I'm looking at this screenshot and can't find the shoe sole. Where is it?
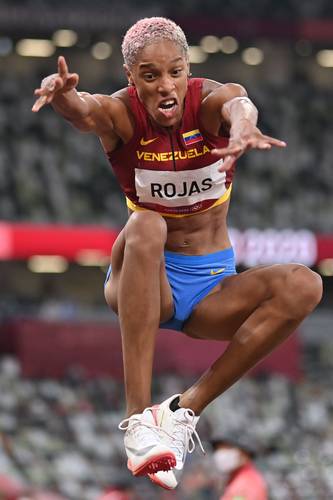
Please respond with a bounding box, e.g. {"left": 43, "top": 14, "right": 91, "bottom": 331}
{"left": 128, "top": 453, "right": 176, "bottom": 476}
{"left": 148, "top": 473, "right": 176, "bottom": 490}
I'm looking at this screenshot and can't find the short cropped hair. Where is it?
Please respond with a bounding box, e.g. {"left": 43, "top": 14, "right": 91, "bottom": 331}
{"left": 122, "top": 17, "right": 189, "bottom": 68}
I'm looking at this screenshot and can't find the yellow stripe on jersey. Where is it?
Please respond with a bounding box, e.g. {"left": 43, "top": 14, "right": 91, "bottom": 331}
{"left": 126, "top": 184, "right": 232, "bottom": 218}
{"left": 182, "top": 129, "right": 201, "bottom": 139}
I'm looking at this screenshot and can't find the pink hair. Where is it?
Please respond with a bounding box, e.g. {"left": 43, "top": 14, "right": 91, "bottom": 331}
{"left": 122, "top": 17, "right": 189, "bottom": 67}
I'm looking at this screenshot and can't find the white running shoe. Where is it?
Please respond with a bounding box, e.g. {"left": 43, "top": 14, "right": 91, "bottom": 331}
{"left": 148, "top": 394, "right": 204, "bottom": 490}
{"left": 119, "top": 408, "right": 176, "bottom": 476}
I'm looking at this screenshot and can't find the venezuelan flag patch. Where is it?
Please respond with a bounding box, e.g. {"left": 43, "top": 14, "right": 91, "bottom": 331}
{"left": 182, "top": 129, "right": 203, "bottom": 146}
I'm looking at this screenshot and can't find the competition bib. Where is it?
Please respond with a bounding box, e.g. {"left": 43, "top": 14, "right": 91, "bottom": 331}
{"left": 134, "top": 159, "right": 226, "bottom": 207}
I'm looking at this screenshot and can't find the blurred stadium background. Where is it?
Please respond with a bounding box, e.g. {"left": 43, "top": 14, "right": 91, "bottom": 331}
{"left": 1, "top": 0, "right": 333, "bottom": 498}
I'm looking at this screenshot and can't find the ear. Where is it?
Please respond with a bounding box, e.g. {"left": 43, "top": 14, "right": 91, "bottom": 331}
{"left": 123, "top": 64, "right": 134, "bottom": 86}
{"left": 187, "top": 61, "right": 192, "bottom": 77}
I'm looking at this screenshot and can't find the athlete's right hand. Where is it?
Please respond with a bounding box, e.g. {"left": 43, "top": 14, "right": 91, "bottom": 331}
{"left": 32, "top": 56, "right": 79, "bottom": 112}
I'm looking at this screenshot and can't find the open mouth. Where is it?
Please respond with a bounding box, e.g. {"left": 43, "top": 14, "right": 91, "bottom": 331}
{"left": 158, "top": 98, "right": 178, "bottom": 118}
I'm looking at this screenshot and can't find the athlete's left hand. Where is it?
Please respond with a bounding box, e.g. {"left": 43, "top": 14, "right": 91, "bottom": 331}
{"left": 211, "top": 127, "right": 286, "bottom": 172}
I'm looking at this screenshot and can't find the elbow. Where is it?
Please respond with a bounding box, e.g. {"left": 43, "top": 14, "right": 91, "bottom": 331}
{"left": 222, "top": 96, "right": 258, "bottom": 120}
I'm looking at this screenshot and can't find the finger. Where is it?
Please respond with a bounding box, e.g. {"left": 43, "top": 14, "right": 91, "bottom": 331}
{"left": 66, "top": 73, "right": 79, "bottom": 87}
{"left": 34, "top": 84, "right": 53, "bottom": 99}
{"left": 58, "top": 55, "right": 68, "bottom": 78}
{"left": 246, "top": 136, "right": 286, "bottom": 150}
{"left": 52, "top": 76, "right": 64, "bottom": 92}
{"left": 34, "top": 84, "right": 54, "bottom": 97}
{"left": 32, "top": 95, "right": 48, "bottom": 112}
{"left": 247, "top": 140, "right": 272, "bottom": 150}
{"left": 42, "top": 77, "right": 63, "bottom": 95}
{"left": 45, "top": 93, "right": 55, "bottom": 104}
{"left": 211, "top": 145, "right": 242, "bottom": 157}
{"left": 218, "top": 155, "right": 236, "bottom": 172}
{"left": 263, "top": 136, "right": 287, "bottom": 147}
{"left": 37, "top": 75, "right": 58, "bottom": 94}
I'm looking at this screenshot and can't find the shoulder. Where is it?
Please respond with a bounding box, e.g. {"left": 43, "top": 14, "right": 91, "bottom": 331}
{"left": 231, "top": 465, "right": 267, "bottom": 492}
{"left": 88, "top": 88, "right": 129, "bottom": 117}
{"left": 199, "top": 80, "right": 248, "bottom": 135}
{"left": 84, "top": 88, "right": 134, "bottom": 139}
{"left": 202, "top": 80, "right": 248, "bottom": 106}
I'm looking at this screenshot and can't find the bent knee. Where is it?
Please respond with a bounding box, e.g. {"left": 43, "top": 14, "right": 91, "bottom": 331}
{"left": 124, "top": 211, "right": 167, "bottom": 253}
{"left": 277, "top": 264, "right": 323, "bottom": 317}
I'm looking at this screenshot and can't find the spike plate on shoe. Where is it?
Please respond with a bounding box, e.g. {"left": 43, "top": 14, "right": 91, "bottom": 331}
{"left": 128, "top": 453, "right": 176, "bottom": 476}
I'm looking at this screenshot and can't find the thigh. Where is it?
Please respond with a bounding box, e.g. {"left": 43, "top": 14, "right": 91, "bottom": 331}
{"left": 183, "top": 264, "right": 286, "bottom": 340}
{"left": 104, "top": 226, "right": 174, "bottom": 323}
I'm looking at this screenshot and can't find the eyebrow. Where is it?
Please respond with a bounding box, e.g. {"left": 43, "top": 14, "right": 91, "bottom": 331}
{"left": 138, "top": 57, "right": 184, "bottom": 69}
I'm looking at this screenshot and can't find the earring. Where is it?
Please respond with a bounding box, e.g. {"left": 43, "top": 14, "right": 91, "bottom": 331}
{"left": 188, "top": 73, "right": 192, "bottom": 77}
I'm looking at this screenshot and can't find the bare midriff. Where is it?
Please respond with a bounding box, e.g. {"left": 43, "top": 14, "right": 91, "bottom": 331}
{"left": 130, "top": 201, "right": 231, "bottom": 255}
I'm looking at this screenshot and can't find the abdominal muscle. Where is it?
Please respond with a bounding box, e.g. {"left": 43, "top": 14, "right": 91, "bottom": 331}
{"left": 163, "top": 200, "right": 231, "bottom": 254}
{"left": 128, "top": 200, "right": 231, "bottom": 255}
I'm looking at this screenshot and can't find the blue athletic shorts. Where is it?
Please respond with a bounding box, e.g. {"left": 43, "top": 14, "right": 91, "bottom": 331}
{"left": 104, "top": 247, "right": 236, "bottom": 332}
{"left": 161, "top": 247, "right": 236, "bottom": 331}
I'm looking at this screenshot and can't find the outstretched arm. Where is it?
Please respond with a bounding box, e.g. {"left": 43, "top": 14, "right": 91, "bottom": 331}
{"left": 32, "top": 55, "right": 113, "bottom": 134}
{"left": 204, "top": 83, "right": 286, "bottom": 171}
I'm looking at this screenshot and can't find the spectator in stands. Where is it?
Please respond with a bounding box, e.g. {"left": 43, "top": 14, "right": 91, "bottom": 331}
{"left": 97, "top": 488, "right": 133, "bottom": 500}
{"left": 96, "top": 473, "right": 135, "bottom": 500}
{"left": 0, "top": 473, "right": 24, "bottom": 500}
{"left": 211, "top": 433, "right": 268, "bottom": 500}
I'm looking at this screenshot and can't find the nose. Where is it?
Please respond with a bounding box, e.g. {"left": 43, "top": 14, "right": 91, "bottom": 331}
{"left": 157, "top": 75, "right": 175, "bottom": 94}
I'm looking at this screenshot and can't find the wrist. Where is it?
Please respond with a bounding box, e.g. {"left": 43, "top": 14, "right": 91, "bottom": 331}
{"left": 230, "top": 120, "right": 257, "bottom": 140}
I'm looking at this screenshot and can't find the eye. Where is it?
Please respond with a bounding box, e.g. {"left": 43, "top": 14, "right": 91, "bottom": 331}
{"left": 143, "top": 72, "right": 156, "bottom": 81}
{"left": 172, "top": 68, "right": 183, "bottom": 77}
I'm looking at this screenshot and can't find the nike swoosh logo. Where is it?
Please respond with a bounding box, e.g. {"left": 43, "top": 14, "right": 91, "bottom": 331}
{"left": 140, "top": 137, "right": 158, "bottom": 146}
{"left": 126, "top": 444, "right": 157, "bottom": 456}
{"left": 210, "top": 267, "right": 226, "bottom": 275}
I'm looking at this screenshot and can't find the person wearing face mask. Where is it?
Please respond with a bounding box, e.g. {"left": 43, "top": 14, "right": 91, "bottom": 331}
{"left": 211, "top": 434, "right": 268, "bottom": 500}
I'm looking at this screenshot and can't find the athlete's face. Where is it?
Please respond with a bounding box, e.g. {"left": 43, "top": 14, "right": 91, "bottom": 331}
{"left": 126, "top": 40, "right": 190, "bottom": 128}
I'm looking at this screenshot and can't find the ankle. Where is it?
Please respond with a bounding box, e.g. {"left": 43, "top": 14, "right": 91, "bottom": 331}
{"left": 126, "top": 405, "right": 150, "bottom": 418}
{"left": 179, "top": 393, "right": 202, "bottom": 416}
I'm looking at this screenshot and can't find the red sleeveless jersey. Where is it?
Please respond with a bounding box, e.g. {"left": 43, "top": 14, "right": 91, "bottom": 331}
{"left": 107, "top": 78, "right": 236, "bottom": 217}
